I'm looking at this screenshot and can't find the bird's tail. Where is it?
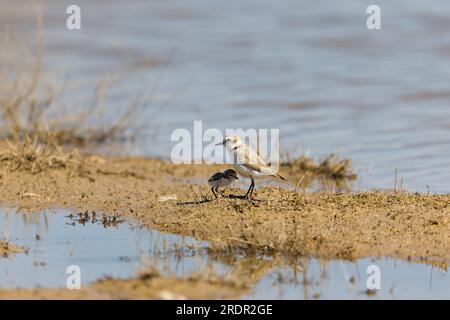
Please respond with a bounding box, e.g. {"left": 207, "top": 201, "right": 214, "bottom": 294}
{"left": 272, "top": 173, "right": 286, "bottom": 181}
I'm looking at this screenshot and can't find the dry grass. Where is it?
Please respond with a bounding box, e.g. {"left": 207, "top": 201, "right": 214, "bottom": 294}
{"left": 0, "top": 135, "right": 85, "bottom": 174}
{"left": 0, "top": 19, "right": 154, "bottom": 150}
{"left": 0, "top": 17, "right": 165, "bottom": 178}
{"left": 281, "top": 153, "right": 357, "bottom": 181}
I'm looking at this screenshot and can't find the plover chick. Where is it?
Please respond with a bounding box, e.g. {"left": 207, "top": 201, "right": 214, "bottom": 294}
{"left": 208, "top": 169, "right": 239, "bottom": 198}
{"left": 216, "top": 135, "right": 285, "bottom": 199}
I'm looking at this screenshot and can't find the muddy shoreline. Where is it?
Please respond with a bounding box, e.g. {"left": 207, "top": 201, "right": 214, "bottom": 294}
{"left": 0, "top": 270, "right": 246, "bottom": 300}
{"left": 0, "top": 156, "right": 449, "bottom": 299}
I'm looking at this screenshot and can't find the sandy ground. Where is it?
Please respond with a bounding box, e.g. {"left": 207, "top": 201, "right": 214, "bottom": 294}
{"left": 0, "top": 156, "right": 449, "bottom": 298}
{"left": 0, "top": 269, "right": 246, "bottom": 300}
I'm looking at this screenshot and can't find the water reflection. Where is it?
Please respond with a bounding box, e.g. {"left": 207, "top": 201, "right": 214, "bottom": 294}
{"left": 1, "top": 208, "right": 448, "bottom": 299}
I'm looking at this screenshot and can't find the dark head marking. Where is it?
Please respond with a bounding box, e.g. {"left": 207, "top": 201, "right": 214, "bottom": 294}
{"left": 224, "top": 169, "right": 239, "bottom": 180}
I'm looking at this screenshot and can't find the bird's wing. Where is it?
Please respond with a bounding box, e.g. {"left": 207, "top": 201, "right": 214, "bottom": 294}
{"left": 208, "top": 172, "right": 223, "bottom": 182}
{"left": 240, "top": 144, "right": 285, "bottom": 178}
{"left": 241, "top": 145, "right": 272, "bottom": 173}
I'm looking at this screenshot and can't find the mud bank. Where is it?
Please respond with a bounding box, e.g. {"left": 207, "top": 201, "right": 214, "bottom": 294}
{"left": 0, "top": 269, "right": 245, "bottom": 299}
{"left": 0, "top": 156, "right": 448, "bottom": 267}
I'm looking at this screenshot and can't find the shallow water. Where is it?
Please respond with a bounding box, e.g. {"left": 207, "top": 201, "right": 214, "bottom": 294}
{"left": 1, "top": 209, "right": 448, "bottom": 299}
{"left": 1, "top": 0, "right": 450, "bottom": 193}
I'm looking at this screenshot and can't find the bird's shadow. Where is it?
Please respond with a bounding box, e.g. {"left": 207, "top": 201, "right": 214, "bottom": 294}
{"left": 176, "top": 198, "right": 212, "bottom": 206}
{"left": 176, "top": 193, "right": 260, "bottom": 206}
{"left": 225, "top": 194, "right": 247, "bottom": 200}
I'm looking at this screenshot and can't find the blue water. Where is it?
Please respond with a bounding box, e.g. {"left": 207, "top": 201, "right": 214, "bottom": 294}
{"left": 1, "top": 0, "right": 450, "bottom": 191}
{"left": 1, "top": 209, "right": 448, "bottom": 299}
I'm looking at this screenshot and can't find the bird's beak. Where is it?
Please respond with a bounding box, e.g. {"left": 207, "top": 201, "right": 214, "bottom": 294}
{"left": 215, "top": 140, "right": 224, "bottom": 146}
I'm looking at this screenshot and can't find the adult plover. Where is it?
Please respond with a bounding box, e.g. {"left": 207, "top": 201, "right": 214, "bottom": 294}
{"left": 208, "top": 169, "right": 239, "bottom": 198}
{"left": 216, "top": 135, "right": 285, "bottom": 199}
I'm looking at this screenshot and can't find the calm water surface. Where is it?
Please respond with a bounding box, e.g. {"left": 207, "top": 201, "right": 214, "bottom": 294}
{"left": 1, "top": 0, "right": 449, "bottom": 192}
{"left": 1, "top": 209, "right": 448, "bottom": 299}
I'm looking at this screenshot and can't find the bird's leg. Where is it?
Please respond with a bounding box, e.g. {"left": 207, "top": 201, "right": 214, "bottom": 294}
{"left": 249, "top": 179, "right": 255, "bottom": 199}
{"left": 250, "top": 179, "right": 255, "bottom": 198}
{"left": 245, "top": 178, "right": 255, "bottom": 200}
{"left": 244, "top": 183, "right": 251, "bottom": 199}
{"left": 211, "top": 187, "right": 218, "bottom": 198}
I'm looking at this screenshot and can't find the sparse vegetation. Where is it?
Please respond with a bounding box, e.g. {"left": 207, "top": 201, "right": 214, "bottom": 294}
{"left": 0, "top": 157, "right": 448, "bottom": 268}
{"left": 0, "top": 25, "right": 152, "bottom": 151}
{"left": 281, "top": 154, "right": 357, "bottom": 181}
{"left": 0, "top": 19, "right": 162, "bottom": 178}
{"left": 0, "top": 135, "right": 85, "bottom": 174}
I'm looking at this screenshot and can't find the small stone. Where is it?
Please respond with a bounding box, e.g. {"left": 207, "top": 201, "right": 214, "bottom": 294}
{"left": 158, "top": 194, "right": 177, "bottom": 202}
{"left": 157, "top": 290, "right": 186, "bottom": 300}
